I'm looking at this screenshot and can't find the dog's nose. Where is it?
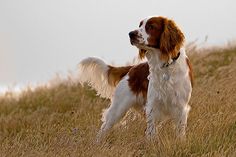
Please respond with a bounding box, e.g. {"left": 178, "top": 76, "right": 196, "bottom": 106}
{"left": 129, "top": 31, "right": 138, "bottom": 39}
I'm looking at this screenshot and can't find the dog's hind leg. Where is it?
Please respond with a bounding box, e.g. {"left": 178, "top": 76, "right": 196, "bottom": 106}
{"left": 96, "top": 78, "right": 136, "bottom": 142}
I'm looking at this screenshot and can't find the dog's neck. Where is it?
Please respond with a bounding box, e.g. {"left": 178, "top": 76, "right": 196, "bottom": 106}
{"left": 145, "top": 49, "right": 172, "bottom": 70}
{"left": 145, "top": 48, "right": 183, "bottom": 81}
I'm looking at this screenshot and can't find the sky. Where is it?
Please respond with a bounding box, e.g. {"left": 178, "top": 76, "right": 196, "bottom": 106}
{"left": 0, "top": 0, "right": 236, "bottom": 91}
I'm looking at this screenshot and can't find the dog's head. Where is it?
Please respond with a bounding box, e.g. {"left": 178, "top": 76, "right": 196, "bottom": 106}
{"left": 129, "top": 16, "right": 185, "bottom": 61}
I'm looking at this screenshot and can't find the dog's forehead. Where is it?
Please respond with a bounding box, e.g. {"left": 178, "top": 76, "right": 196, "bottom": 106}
{"left": 139, "top": 16, "right": 161, "bottom": 27}
{"left": 139, "top": 18, "right": 149, "bottom": 27}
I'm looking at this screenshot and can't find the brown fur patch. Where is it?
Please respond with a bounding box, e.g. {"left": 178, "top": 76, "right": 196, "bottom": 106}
{"left": 145, "top": 17, "right": 185, "bottom": 62}
{"left": 128, "top": 63, "right": 149, "bottom": 98}
{"left": 145, "top": 17, "right": 164, "bottom": 49}
{"left": 186, "top": 58, "right": 194, "bottom": 86}
{"left": 139, "top": 49, "right": 147, "bottom": 59}
{"left": 107, "top": 65, "right": 133, "bottom": 86}
{"left": 159, "top": 18, "right": 185, "bottom": 61}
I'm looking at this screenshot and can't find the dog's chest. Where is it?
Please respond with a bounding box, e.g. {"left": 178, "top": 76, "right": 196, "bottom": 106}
{"left": 150, "top": 71, "right": 176, "bottom": 98}
{"left": 148, "top": 69, "right": 191, "bottom": 113}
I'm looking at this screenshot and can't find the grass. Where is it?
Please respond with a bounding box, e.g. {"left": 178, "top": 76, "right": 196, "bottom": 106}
{"left": 0, "top": 46, "right": 236, "bottom": 156}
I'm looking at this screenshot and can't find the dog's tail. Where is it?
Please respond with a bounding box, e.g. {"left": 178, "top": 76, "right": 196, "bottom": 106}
{"left": 78, "top": 57, "right": 132, "bottom": 99}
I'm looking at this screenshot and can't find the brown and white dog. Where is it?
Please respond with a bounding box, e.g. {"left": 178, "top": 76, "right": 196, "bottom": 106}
{"left": 78, "top": 16, "right": 193, "bottom": 140}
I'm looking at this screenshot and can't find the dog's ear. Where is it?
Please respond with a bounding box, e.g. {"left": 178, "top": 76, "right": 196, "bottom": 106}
{"left": 160, "top": 19, "right": 185, "bottom": 61}
{"left": 139, "top": 49, "right": 146, "bottom": 60}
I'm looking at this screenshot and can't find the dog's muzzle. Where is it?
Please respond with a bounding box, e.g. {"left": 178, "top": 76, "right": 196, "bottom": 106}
{"left": 129, "top": 30, "right": 139, "bottom": 45}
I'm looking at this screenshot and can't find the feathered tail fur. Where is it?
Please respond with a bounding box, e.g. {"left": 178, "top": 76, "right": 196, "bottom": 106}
{"left": 78, "top": 57, "right": 132, "bottom": 99}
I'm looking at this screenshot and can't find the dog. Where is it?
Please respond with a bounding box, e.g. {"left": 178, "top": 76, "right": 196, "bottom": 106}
{"left": 78, "top": 16, "right": 193, "bottom": 141}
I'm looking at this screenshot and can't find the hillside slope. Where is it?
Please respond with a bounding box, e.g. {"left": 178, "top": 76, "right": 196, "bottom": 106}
{"left": 0, "top": 48, "right": 236, "bottom": 157}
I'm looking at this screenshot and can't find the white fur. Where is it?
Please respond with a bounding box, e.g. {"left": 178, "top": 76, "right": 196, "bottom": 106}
{"left": 97, "top": 76, "right": 139, "bottom": 141}
{"left": 78, "top": 57, "right": 115, "bottom": 99}
{"left": 137, "top": 18, "right": 149, "bottom": 45}
{"left": 145, "top": 48, "right": 192, "bottom": 138}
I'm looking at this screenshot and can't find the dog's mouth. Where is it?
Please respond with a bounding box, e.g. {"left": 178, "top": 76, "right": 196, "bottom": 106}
{"left": 130, "top": 38, "right": 139, "bottom": 45}
{"left": 129, "top": 34, "right": 156, "bottom": 52}
{"left": 129, "top": 37, "right": 145, "bottom": 47}
{"left": 129, "top": 37, "right": 153, "bottom": 50}
{"left": 129, "top": 30, "right": 144, "bottom": 46}
{"left": 131, "top": 41, "right": 149, "bottom": 50}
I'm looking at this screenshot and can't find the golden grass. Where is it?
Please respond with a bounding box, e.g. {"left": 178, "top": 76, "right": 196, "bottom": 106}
{"left": 0, "top": 47, "right": 236, "bottom": 156}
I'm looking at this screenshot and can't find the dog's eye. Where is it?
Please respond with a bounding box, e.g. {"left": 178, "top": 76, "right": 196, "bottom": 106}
{"left": 149, "top": 25, "right": 155, "bottom": 30}
{"left": 139, "top": 21, "right": 143, "bottom": 27}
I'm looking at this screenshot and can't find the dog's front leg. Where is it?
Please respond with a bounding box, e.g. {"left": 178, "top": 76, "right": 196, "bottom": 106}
{"left": 145, "top": 99, "right": 156, "bottom": 139}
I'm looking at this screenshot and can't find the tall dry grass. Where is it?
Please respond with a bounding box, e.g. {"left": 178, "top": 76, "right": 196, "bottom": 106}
{"left": 0, "top": 46, "right": 236, "bottom": 157}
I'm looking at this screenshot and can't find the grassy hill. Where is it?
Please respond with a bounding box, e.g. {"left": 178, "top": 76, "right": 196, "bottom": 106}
{"left": 0, "top": 47, "right": 236, "bottom": 156}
